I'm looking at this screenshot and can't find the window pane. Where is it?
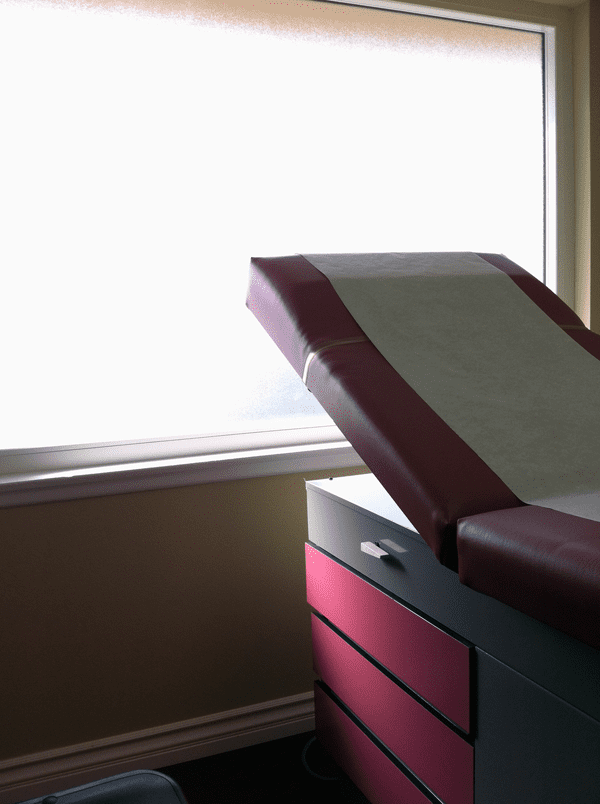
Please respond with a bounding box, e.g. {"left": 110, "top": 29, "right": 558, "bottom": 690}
{"left": 0, "top": 0, "right": 544, "bottom": 449}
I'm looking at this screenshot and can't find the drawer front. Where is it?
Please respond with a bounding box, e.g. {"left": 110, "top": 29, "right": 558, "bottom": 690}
{"left": 306, "top": 543, "right": 471, "bottom": 732}
{"left": 312, "top": 613, "right": 473, "bottom": 804}
{"left": 314, "top": 682, "right": 432, "bottom": 804}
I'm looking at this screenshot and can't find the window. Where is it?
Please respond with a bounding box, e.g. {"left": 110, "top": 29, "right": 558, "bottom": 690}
{"left": 0, "top": 0, "right": 557, "bottom": 498}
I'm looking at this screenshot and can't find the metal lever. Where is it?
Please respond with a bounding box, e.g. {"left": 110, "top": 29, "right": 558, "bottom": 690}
{"left": 360, "top": 541, "right": 389, "bottom": 559}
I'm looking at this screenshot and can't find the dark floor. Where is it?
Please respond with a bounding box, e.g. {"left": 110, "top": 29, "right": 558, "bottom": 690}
{"left": 159, "top": 731, "right": 369, "bottom": 804}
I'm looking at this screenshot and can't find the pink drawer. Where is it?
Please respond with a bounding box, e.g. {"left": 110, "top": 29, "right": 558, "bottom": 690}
{"left": 306, "top": 543, "right": 471, "bottom": 731}
{"left": 312, "top": 613, "right": 473, "bottom": 804}
{"left": 314, "top": 682, "right": 432, "bottom": 804}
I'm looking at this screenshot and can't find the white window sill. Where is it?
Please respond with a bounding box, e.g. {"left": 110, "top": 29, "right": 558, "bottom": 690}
{"left": 0, "top": 439, "right": 364, "bottom": 508}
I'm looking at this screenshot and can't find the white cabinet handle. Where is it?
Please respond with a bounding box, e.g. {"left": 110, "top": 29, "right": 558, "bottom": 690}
{"left": 360, "top": 541, "right": 389, "bottom": 558}
{"left": 380, "top": 538, "right": 409, "bottom": 556}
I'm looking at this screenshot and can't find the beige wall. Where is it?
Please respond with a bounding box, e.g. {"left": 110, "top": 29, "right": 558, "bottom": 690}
{"left": 574, "top": 1, "right": 591, "bottom": 324}
{"left": 0, "top": 465, "right": 368, "bottom": 762}
{"left": 589, "top": 0, "right": 600, "bottom": 330}
{"left": 1, "top": 0, "right": 597, "bottom": 775}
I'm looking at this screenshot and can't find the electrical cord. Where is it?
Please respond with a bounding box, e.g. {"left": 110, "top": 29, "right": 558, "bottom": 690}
{"left": 301, "top": 736, "right": 340, "bottom": 781}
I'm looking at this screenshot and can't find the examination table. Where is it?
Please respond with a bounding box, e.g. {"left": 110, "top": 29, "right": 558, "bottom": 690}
{"left": 247, "top": 252, "right": 600, "bottom": 804}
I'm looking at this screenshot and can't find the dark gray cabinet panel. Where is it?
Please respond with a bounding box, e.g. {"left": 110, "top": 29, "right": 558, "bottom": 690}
{"left": 475, "top": 650, "right": 600, "bottom": 803}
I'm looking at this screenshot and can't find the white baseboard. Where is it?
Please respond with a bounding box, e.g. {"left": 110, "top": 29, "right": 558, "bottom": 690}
{"left": 0, "top": 691, "right": 315, "bottom": 804}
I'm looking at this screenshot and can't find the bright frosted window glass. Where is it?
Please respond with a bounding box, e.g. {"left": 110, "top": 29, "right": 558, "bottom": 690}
{"left": 0, "top": 0, "right": 544, "bottom": 450}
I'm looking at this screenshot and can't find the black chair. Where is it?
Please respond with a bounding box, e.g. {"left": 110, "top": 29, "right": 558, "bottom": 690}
{"left": 19, "top": 771, "right": 187, "bottom": 804}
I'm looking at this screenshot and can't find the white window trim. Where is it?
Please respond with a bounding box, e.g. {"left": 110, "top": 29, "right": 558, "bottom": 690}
{"left": 0, "top": 0, "right": 560, "bottom": 506}
{"left": 0, "top": 429, "right": 363, "bottom": 508}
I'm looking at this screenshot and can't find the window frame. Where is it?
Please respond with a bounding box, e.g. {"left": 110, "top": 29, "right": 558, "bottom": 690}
{"left": 0, "top": 0, "right": 563, "bottom": 507}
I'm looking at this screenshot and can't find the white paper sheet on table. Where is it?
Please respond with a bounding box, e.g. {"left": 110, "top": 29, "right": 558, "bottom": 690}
{"left": 302, "top": 252, "right": 600, "bottom": 522}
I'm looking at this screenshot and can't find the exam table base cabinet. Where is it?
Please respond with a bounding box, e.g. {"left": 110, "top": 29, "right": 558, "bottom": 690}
{"left": 305, "top": 476, "right": 600, "bottom": 804}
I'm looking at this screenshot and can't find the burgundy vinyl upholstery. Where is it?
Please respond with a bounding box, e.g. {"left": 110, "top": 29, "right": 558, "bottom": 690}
{"left": 477, "top": 253, "right": 600, "bottom": 356}
{"left": 457, "top": 506, "right": 600, "bottom": 650}
{"left": 476, "top": 253, "right": 585, "bottom": 327}
{"left": 247, "top": 253, "right": 522, "bottom": 566}
{"left": 247, "top": 252, "right": 600, "bottom": 645}
{"left": 247, "top": 254, "right": 365, "bottom": 377}
{"left": 307, "top": 342, "right": 520, "bottom": 568}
